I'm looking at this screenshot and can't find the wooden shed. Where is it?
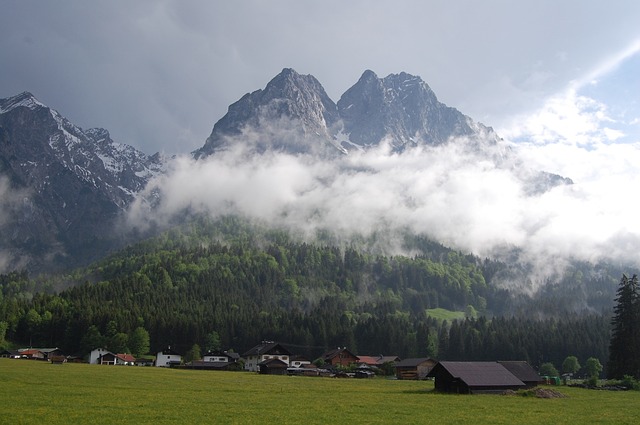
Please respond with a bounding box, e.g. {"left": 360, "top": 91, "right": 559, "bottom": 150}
{"left": 427, "top": 361, "right": 526, "bottom": 394}
{"left": 497, "top": 361, "right": 542, "bottom": 388}
{"left": 259, "top": 358, "right": 289, "bottom": 375}
{"left": 394, "top": 358, "right": 437, "bottom": 380}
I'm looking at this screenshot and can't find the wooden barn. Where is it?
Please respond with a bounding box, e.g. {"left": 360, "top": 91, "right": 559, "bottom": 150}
{"left": 427, "top": 361, "right": 526, "bottom": 394}
{"left": 497, "top": 361, "right": 543, "bottom": 388}
{"left": 259, "top": 358, "right": 289, "bottom": 375}
{"left": 394, "top": 358, "right": 437, "bottom": 380}
{"left": 321, "top": 347, "right": 359, "bottom": 367}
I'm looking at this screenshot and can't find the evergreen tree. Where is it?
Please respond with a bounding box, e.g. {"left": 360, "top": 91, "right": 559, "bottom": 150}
{"left": 608, "top": 274, "right": 640, "bottom": 379}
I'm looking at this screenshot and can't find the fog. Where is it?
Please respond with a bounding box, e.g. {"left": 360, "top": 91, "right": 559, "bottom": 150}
{"left": 127, "top": 126, "right": 640, "bottom": 286}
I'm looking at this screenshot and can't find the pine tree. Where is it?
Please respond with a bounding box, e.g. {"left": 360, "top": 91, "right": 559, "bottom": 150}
{"left": 608, "top": 274, "right": 640, "bottom": 379}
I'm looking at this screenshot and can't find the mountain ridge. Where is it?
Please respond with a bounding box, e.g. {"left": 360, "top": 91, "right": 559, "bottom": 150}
{"left": 1, "top": 69, "right": 571, "bottom": 273}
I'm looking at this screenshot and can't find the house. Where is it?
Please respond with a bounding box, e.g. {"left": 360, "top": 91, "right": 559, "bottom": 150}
{"left": 115, "top": 353, "right": 136, "bottom": 365}
{"left": 0, "top": 349, "right": 21, "bottom": 359}
{"left": 497, "top": 361, "right": 542, "bottom": 388}
{"left": 394, "top": 357, "right": 437, "bottom": 380}
{"left": 357, "top": 355, "right": 400, "bottom": 368}
{"left": 97, "top": 352, "right": 117, "bottom": 365}
{"left": 289, "top": 355, "right": 312, "bottom": 368}
{"left": 202, "top": 349, "right": 233, "bottom": 363}
{"left": 155, "top": 347, "right": 182, "bottom": 367}
{"left": 426, "top": 361, "right": 526, "bottom": 394}
{"left": 259, "top": 358, "right": 289, "bottom": 375}
{"left": 321, "top": 347, "right": 359, "bottom": 367}
{"left": 184, "top": 349, "right": 239, "bottom": 371}
{"left": 89, "top": 348, "right": 110, "bottom": 364}
{"left": 356, "top": 355, "right": 380, "bottom": 367}
{"left": 242, "top": 341, "right": 292, "bottom": 372}
{"left": 18, "top": 349, "right": 46, "bottom": 360}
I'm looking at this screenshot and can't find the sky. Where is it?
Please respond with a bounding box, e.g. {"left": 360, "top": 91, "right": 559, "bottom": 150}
{"left": 2, "top": 1, "right": 640, "bottom": 280}
{"left": 1, "top": 0, "right": 639, "bottom": 154}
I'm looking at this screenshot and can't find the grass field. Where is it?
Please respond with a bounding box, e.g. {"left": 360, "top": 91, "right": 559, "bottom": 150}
{"left": 426, "top": 307, "right": 466, "bottom": 321}
{"left": 1, "top": 359, "right": 639, "bottom": 424}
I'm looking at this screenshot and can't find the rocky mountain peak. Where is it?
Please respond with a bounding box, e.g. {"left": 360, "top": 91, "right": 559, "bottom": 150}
{"left": 193, "top": 68, "right": 341, "bottom": 158}
{"left": 0, "top": 92, "right": 164, "bottom": 272}
{"left": 0, "top": 91, "right": 44, "bottom": 114}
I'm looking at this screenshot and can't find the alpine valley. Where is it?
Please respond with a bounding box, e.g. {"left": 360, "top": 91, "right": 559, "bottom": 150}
{"left": 0, "top": 69, "right": 626, "bottom": 366}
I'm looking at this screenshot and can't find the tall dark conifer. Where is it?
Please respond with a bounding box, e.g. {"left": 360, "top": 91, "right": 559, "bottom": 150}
{"left": 608, "top": 274, "right": 640, "bottom": 379}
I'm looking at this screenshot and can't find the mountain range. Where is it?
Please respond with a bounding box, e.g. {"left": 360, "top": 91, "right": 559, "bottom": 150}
{"left": 0, "top": 68, "right": 571, "bottom": 273}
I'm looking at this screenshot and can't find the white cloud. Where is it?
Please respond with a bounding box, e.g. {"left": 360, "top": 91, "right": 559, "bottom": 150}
{"left": 127, "top": 127, "right": 640, "bottom": 288}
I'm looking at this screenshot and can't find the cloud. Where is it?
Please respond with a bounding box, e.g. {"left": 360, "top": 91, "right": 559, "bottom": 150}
{"left": 126, "top": 120, "right": 640, "bottom": 290}
{"left": 2, "top": 1, "right": 639, "bottom": 154}
{"left": 0, "top": 176, "right": 30, "bottom": 273}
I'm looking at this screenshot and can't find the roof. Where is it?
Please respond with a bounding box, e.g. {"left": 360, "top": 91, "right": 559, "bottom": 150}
{"left": 159, "top": 347, "right": 182, "bottom": 356}
{"left": 20, "top": 349, "right": 44, "bottom": 356}
{"left": 259, "top": 358, "right": 288, "bottom": 368}
{"left": 116, "top": 353, "right": 136, "bottom": 362}
{"left": 357, "top": 355, "right": 379, "bottom": 365}
{"left": 322, "top": 347, "right": 358, "bottom": 361}
{"left": 242, "top": 342, "right": 292, "bottom": 357}
{"left": 18, "top": 347, "right": 60, "bottom": 353}
{"left": 428, "top": 361, "right": 525, "bottom": 387}
{"left": 395, "top": 358, "right": 435, "bottom": 368}
{"left": 497, "top": 361, "right": 542, "bottom": 383}
{"left": 203, "top": 350, "right": 229, "bottom": 357}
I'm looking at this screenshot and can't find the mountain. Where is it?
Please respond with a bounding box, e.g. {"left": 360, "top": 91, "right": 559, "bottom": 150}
{"left": 0, "top": 69, "right": 572, "bottom": 273}
{"left": 194, "top": 68, "right": 342, "bottom": 158}
{"left": 337, "top": 70, "right": 500, "bottom": 151}
{"left": 0, "top": 92, "right": 164, "bottom": 272}
{"left": 194, "top": 68, "right": 503, "bottom": 157}
{"left": 194, "top": 68, "right": 570, "bottom": 193}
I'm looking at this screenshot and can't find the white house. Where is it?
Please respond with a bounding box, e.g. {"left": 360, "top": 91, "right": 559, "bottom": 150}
{"left": 89, "top": 348, "right": 111, "bottom": 365}
{"left": 242, "top": 341, "right": 291, "bottom": 372}
{"left": 289, "top": 355, "right": 312, "bottom": 368}
{"left": 202, "top": 350, "right": 231, "bottom": 363}
{"left": 155, "top": 347, "right": 182, "bottom": 367}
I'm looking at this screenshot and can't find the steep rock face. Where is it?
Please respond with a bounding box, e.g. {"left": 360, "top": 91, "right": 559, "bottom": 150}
{"left": 196, "top": 69, "right": 503, "bottom": 158}
{"left": 337, "top": 70, "right": 500, "bottom": 151}
{"left": 0, "top": 92, "right": 163, "bottom": 271}
{"left": 194, "top": 68, "right": 341, "bottom": 157}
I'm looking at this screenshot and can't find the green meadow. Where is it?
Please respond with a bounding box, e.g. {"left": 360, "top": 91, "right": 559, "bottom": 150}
{"left": 1, "top": 359, "right": 638, "bottom": 424}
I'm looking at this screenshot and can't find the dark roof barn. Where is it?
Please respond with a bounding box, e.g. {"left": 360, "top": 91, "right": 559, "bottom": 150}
{"left": 427, "top": 361, "right": 526, "bottom": 394}
{"left": 497, "top": 361, "right": 542, "bottom": 388}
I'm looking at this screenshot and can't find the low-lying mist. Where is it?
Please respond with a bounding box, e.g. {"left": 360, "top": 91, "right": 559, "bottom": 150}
{"left": 126, "top": 131, "right": 640, "bottom": 291}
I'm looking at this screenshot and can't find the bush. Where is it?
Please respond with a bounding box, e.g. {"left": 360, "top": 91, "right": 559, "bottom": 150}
{"left": 585, "top": 376, "right": 599, "bottom": 387}
{"left": 620, "top": 375, "right": 640, "bottom": 390}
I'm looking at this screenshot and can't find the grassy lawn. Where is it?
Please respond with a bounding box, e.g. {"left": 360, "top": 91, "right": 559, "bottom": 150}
{"left": 1, "top": 359, "right": 639, "bottom": 424}
{"left": 426, "top": 307, "right": 466, "bottom": 321}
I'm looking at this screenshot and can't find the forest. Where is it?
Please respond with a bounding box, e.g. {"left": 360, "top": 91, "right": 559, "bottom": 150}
{"left": 0, "top": 216, "right": 624, "bottom": 372}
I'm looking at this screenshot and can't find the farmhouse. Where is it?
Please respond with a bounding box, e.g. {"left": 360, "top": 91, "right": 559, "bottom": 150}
{"left": 321, "top": 347, "right": 359, "bottom": 367}
{"left": 427, "top": 361, "right": 527, "bottom": 394}
{"left": 242, "top": 341, "right": 292, "bottom": 372}
{"left": 18, "top": 347, "right": 64, "bottom": 361}
{"left": 394, "top": 357, "right": 437, "bottom": 380}
{"left": 202, "top": 349, "right": 234, "bottom": 363}
{"left": 183, "top": 349, "right": 240, "bottom": 371}
{"left": 89, "top": 348, "right": 136, "bottom": 365}
{"left": 155, "top": 347, "right": 182, "bottom": 367}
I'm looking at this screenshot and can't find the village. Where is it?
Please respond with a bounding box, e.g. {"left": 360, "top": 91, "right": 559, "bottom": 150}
{"left": 1, "top": 341, "right": 545, "bottom": 394}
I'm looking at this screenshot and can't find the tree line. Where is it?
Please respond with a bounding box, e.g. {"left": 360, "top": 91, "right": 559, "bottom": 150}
{"left": 0, "top": 217, "right": 625, "bottom": 375}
